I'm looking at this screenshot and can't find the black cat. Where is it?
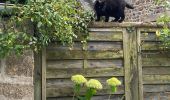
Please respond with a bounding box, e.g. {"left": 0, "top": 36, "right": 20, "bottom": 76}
{"left": 94, "top": 0, "right": 134, "bottom": 23}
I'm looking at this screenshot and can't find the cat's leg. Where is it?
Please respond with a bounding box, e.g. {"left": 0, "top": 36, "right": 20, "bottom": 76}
{"left": 95, "top": 14, "right": 101, "bottom": 21}
{"left": 118, "top": 9, "right": 125, "bottom": 23}
{"left": 105, "top": 16, "right": 109, "bottom": 22}
{"left": 112, "top": 16, "right": 120, "bottom": 22}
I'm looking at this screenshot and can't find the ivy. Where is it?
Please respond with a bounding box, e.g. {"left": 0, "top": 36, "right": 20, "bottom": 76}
{"left": 0, "top": 0, "right": 93, "bottom": 58}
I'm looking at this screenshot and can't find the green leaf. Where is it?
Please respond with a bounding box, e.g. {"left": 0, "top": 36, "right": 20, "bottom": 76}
{"left": 37, "top": 21, "right": 42, "bottom": 28}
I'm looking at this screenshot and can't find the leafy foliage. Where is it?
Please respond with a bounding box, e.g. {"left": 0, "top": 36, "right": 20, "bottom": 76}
{"left": 155, "top": 0, "right": 170, "bottom": 49}
{"left": 0, "top": 0, "right": 93, "bottom": 58}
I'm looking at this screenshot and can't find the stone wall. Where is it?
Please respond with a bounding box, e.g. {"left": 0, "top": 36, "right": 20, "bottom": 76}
{"left": 0, "top": 51, "right": 34, "bottom": 100}
{"left": 125, "top": 0, "right": 165, "bottom": 22}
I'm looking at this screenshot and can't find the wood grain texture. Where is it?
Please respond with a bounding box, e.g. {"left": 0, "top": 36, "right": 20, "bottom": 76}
{"left": 88, "top": 29, "right": 123, "bottom": 41}
{"left": 47, "top": 95, "right": 124, "bottom": 100}
{"left": 143, "top": 67, "right": 170, "bottom": 75}
{"left": 38, "top": 26, "right": 170, "bottom": 100}
{"left": 46, "top": 68, "right": 124, "bottom": 78}
{"left": 143, "top": 75, "right": 170, "bottom": 84}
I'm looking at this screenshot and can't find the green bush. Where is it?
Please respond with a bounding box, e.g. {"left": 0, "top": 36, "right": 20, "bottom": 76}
{"left": 0, "top": 0, "right": 93, "bottom": 57}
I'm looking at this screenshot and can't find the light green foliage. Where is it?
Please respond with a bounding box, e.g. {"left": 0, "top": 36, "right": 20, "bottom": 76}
{"left": 0, "top": 0, "right": 93, "bottom": 58}
{"left": 155, "top": 0, "right": 170, "bottom": 49}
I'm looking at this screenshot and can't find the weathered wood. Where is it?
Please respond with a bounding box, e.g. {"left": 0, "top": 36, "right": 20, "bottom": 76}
{"left": 87, "top": 42, "right": 123, "bottom": 50}
{"left": 88, "top": 28, "right": 122, "bottom": 32}
{"left": 124, "top": 27, "right": 139, "bottom": 100}
{"left": 47, "top": 95, "right": 124, "bottom": 100}
{"left": 143, "top": 85, "right": 170, "bottom": 92}
{"left": 141, "top": 41, "right": 162, "bottom": 50}
{"left": 138, "top": 29, "right": 144, "bottom": 100}
{"left": 143, "top": 75, "right": 170, "bottom": 84}
{"left": 140, "top": 31, "right": 160, "bottom": 41}
{"left": 142, "top": 58, "right": 170, "bottom": 67}
{"left": 47, "top": 50, "right": 123, "bottom": 60}
{"left": 88, "top": 29, "right": 123, "bottom": 41}
{"left": 88, "top": 22, "right": 166, "bottom": 28}
{"left": 46, "top": 87, "right": 124, "bottom": 97}
{"left": 42, "top": 48, "right": 46, "bottom": 100}
{"left": 46, "top": 77, "right": 124, "bottom": 86}
{"left": 47, "top": 60, "right": 83, "bottom": 69}
{"left": 144, "top": 92, "right": 170, "bottom": 100}
{"left": 47, "top": 42, "right": 82, "bottom": 50}
{"left": 86, "top": 59, "right": 123, "bottom": 68}
{"left": 142, "top": 51, "right": 170, "bottom": 58}
{"left": 46, "top": 68, "right": 124, "bottom": 78}
{"left": 86, "top": 50, "right": 123, "bottom": 59}
{"left": 34, "top": 52, "right": 42, "bottom": 100}
{"left": 123, "top": 28, "right": 131, "bottom": 100}
{"left": 143, "top": 67, "right": 170, "bottom": 75}
{"left": 37, "top": 25, "right": 170, "bottom": 100}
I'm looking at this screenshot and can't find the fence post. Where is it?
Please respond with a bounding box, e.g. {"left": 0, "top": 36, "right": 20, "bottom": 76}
{"left": 137, "top": 29, "right": 143, "bottom": 100}
{"left": 34, "top": 51, "right": 42, "bottom": 100}
{"left": 42, "top": 48, "right": 46, "bottom": 100}
{"left": 123, "top": 27, "right": 139, "bottom": 100}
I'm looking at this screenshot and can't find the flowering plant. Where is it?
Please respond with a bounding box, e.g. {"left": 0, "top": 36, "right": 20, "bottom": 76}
{"left": 106, "top": 77, "right": 121, "bottom": 100}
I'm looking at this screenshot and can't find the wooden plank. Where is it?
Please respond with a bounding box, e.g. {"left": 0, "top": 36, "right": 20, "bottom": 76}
{"left": 137, "top": 29, "right": 144, "bottom": 100}
{"left": 47, "top": 50, "right": 83, "bottom": 60}
{"left": 34, "top": 52, "right": 42, "bottom": 100}
{"left": 140, "top": 31, "right": 160, "bottom": 41}
{"left": 88, "top": 28, "right": 122, "bottom": 32}
{"left": 124, "top": 28, "right": 139, "bottom": 100}
{"left": 46, "top": 78, "right": 124, "bottom": 97}
{"left": 141, "top": 41, "right": 162, "bottom": 50}
{"left": 47, "top": 50, "right": 123, "bottom": 60}
{"left": 87, "top": 42, "right": 123, "bottom": 50}
{"left": 86, "top": 59, "right": 123, "bottom": 68}
{"left": 47, "top": 95, "right": 124, "bottom": 100}
{"left": 42, "top": 48, "right": 46, "bottom": 100}
{"left": 143, "top": 85, "right": 170, "bottom": 92}
{"left": 143, "top": 67, "right": 170, "bottom": 75}
{"left": 88, "top": 29, "right": 123, "bottom": 41}
{"left": 47, "top": 60, "right": 83, "bottom": 69}
{"left": 142, "top": 58, "right": 170, "bottom": 67}
{"left": 46, "top": 77, "right": 124, "bottom": 86}
{"left": 123, "top": 28, "right": 131, "bottom": 100}
{"left": 47, "top": 42, "right": 82, "bottom": 50}
{"left": 142, "top": 51, "right": 170, "bottom": 58}
{"left": 144, "top": 92, "right": 170, "bottom": 100}
{"left": 86, "top": 50, "right": 123, "bottom": 59}
{"left": 143, "top": 75, "right": 170, "bottom": 84}
{"left": 46, "top": 68, "right": 124, "bottom": 78}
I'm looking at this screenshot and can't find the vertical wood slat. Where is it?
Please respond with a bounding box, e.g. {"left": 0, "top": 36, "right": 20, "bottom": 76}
{"left": 124, "top": 28, "right": 139, "bottom": 100}
{"left": 42, "top": 48, "right": 46, "bottom": 100}
{"left": 34, "top": 52, "right": 42, "bottom": 100}
{"left": 137, "top": 29, "right": 144, "bottom": 100}
{"left": 123, "top": 28, "right": 131, "bottom": 100}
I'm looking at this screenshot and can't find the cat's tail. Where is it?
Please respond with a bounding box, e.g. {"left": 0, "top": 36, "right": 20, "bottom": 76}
{"left": 126, "top": 2, "right": 134, "bottom": 9}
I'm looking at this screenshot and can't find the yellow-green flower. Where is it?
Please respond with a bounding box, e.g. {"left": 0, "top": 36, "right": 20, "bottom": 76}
{"left": 86, "top": 79, "right": 103, "bottom": 90}
{"left": 71, "top": 75, "right": 87, "bottom": 84}
{"left": 106, "top": 77, "right": 121, "bottom": 86}
{"left": 156, "top": 30, "right": 161, "bottom": 37}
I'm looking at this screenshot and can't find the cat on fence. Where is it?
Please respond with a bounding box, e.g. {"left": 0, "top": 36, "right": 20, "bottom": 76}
{"left": 94, "top": 0, "right": 134, "bottom": 23}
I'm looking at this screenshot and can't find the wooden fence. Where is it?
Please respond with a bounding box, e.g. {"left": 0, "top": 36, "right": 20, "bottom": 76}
{"left": 34, "top": 22, "right": 170, "bottom": 100}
